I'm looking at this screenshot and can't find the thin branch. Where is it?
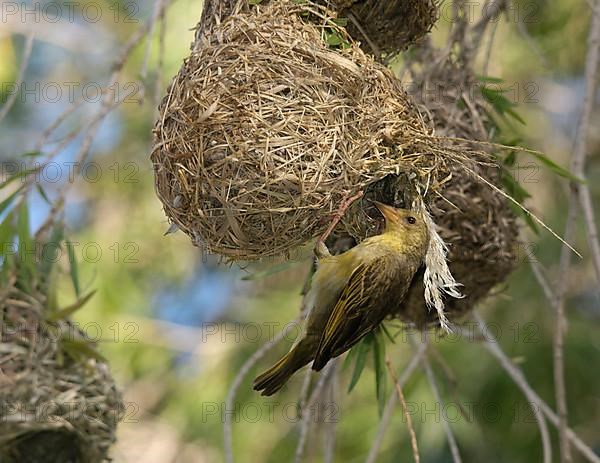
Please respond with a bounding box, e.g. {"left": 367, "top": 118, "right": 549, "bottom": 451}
{"left": 473, "top": 313, "right": 588, "bottom": 463}
{"left": 530, "top": 261, "right": 556, "bottom": 303}
{"left": 420, "top": 337, "right": 463, "bottom": 463}
{"left": 554, "top": 197, "right": 577, "bottom": 463}
{"left": 34, "top": 98, "right": 85, "bottom": 152}
{"left": 323, "top": 368, "right": 338, "bottom": 463}
{"left": 365, "top": 339, "right": 427, "bottom": 463}
{"left": 385, "top": 358, "right": 420, "bottom": 463}
{"left": 553, "top": 2, "right": 600, "bottom": 460}
{"left": 346, "top": 11, "right": 382, "bottom": 60}
{"left": 579, "top": 185, "right": 600, "bottom": 284}
{"left": 223, "top": 323, "right": 296, "bottom": 463}
{"left": 295, "top": 361, "right": 336, "bottom": 463}
{"left": 465, "top": 0, "right": 508, "bottom": 60}
{"left": 575, "top": 0, "right": 600, "bottom": 286}
{"left": 0, "top": 31, "right": 34, "bottom": 125}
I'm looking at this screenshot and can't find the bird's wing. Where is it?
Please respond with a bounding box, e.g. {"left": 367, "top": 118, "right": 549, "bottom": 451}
{"left": 312, "top": 254, "right": 412, "bottom": 371}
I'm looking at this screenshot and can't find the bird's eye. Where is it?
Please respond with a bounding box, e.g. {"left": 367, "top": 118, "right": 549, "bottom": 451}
{"left": 406, "top": 216, "right": 416, "bottom": 225}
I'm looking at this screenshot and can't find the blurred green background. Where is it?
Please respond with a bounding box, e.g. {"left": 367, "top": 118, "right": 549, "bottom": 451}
{"left": 1, "top": 0, "right": 599, "bottom": 462}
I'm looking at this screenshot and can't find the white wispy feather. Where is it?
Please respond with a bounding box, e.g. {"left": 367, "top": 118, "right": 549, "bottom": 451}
{"left": 417, "top": 198, "right": 464, "bottom": 333}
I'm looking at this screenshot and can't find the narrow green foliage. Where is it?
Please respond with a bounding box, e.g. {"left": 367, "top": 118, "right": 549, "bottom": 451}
{"left": 17, "top": 200, "right": 35, "bottom": 291}
{"left": 61, "top": 337, "right": 107, "bottom": 363}
{"left": 346, "top": 335, "right": 372, "bottom": 393}
{"left": 66, "top": 239, "right": 81, "bottom": 297}
{"left": 481, "top": 86, "right": 526, "bottom": 125}
{"left": 527, "top": 151, "right": 583, "bottom": 183}
{"left": 372, "top": 330, "right": 387, "bottom": 416}
{"left": 36, "top": 184, "right": 51, "bottom": 204}
{"left": 49, "top": 290, "right": 97, "bottom": 321}
{"left": 0, "top": 184, "right": 25, "bottom": 215}
{"left": 0, "top": 167, "right": 38, "bottom": 190}
{"left": 476, "top": 75, "right": 504, "bottom": 84}
{"left": 380, "top": 323, "right": 396, "bottom": 344}
{"left": 40, "top": 224, "right": 64, "bottom": 280}
{"left": 0, "top": 213, "right": 15, "bottom": 284}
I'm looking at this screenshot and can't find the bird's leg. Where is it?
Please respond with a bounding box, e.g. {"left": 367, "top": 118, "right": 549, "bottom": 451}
{"left": 315, "top": 190, "right": 364, "bottom": 258}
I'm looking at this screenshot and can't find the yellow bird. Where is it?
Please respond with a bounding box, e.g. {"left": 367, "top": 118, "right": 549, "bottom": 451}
{"left": 253, "top": 202, "right": 430, "bottom": 396}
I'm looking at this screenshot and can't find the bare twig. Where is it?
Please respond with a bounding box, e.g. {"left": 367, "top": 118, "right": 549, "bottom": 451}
{"left": 553, "top": 2, "right": 600, "bottom": 460}
{"left": 34, "top": 98, "right": 85, "bottom": 152}
{"left": 323, "top": 368, "right": 338, "bottom": 463}
{"left": 33, "top": 0, "right": 175, "bottom": 238}
{"left": 575, "top": 0, "right": 600, "bottom": 286}
{"left": 554, "top": 198, "right": 577, "bottom": 463}
{"left": 347, "top": 12, "right": 382, "bottom": 60}
{"left": 365, "top": 339, "right": 427, "bottom": 463}
{"left": 420, "top": 337, "right": 462, "bottom": 463}
{"left": 465, "top": 0, "right": 508, "bottom": 60}
{"left": 473, "top": 313, "right": 569, "bottom": 463}
{"left": 223, "top": 323, "right": 296, "bottom": 463}
{"left": 295, "top": 361, "right": 337, "bottom": 463}
{"left": 0, "top": 31, "right": 34, "bottom": 125}
{"left": 579, "top": 185, "right": 600, "bottom": 284}
{"left": 529, "top": 261, "right": 556, "bottom": 303}
{"left": 385, "top": 357, "right": 420, "bottom": 463}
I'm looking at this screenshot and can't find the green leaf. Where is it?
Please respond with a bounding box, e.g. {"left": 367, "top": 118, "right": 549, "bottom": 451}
{"left": 502, "top": 169, "right": 531, "bottom": 203}
{"left": 342, "top": 339, "right": 358, "bottom": 371}
{"left": 481, "top": 86, "right": 525, "bottom": 125}
{"left": 372, "top": 331, "right": 387, "bottom": 416}
{"left": 0, "top": 213, "right": 15, "bottom": 283}
{"left": 61, "top": 338, "right": 106, "bottom": 362}
{"left": 504, "top": 150, "right": 517, "bottom": 167}
{"left": 36, "top": 184, "right": 51, "bottom": 204}
{"left": 325, "top": 32, "right": 344, "bottom": 46}
{"left": 509, "top": 201, "right": 539, "bottom": 235}
{"left": 528, "top": 152, "right": 584, "bottom": 183}
{"left": 0, "top": 167, "right": 38, "bottom": 190}
{"left": 347, "top": 335, "right": 372, "bottom": 393}
{"left": 40, "top": 223, "right": 64, "bottom": 279}
{"left": 49, "top": 290, "right": 97, "bottom": 321}
{"left": 248, "top": 0, "right": 262, "bottom": 5}
{"left": 17, "top": 200, "right": 35, "bottom": 290}
{"left": 332, "top": 17, "right": 348, "bottom": 27}
{"left": 381, "top": 323, "right": 396, "bottom": 344}
{"left": 477, "top": 75, "right": 504, "bottom": 84}
{"left": 0, "top": 212, "right": 15, "bottom": 260}
{"left": 45, "top": 264, "right": 60, "bottom": 313}
{"left": 505, "top": 107, "right": 526, "bottom": 125}
{"left": 0, "top": 185, "right": 25, "bottom": 215}
{"left": 66, "top": 240, "right": 80, "bottom": 297}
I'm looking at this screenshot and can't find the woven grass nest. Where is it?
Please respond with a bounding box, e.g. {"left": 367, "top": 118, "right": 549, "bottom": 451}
{"left": 391, "top": 52, "right": 519, "bottom": 326}
{"left": 152, "top": 0, "right": 474, "bottom": 260}
{"left": 0, "top": 281, "right": 123, "bottom": 463}
{"left": 317, "top": 0, "right": 438, "bottom": 55}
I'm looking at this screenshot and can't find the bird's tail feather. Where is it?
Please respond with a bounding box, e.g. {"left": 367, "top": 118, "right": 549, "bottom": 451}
{"left": 253, "top": 342, "right": 312, "bottom": 396}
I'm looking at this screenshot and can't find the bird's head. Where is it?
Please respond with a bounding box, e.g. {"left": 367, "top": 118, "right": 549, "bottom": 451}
{"left": 373, "top": 201, "right": 430, "bottom": 253}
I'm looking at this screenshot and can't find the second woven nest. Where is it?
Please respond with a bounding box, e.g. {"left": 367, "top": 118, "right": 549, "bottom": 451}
{"left": 152, "top": 0, "right": 474, "bottom": 260}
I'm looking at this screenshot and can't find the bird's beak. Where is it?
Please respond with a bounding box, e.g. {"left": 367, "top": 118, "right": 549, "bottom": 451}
{"left": 373, "top": 201, "right": 399, "bottom": 223}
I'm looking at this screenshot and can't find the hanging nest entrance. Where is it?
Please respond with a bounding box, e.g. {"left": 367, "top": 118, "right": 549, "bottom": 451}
{"left": 152, "top": 0, "right": 474, "bottom": 260}
{"left": 0, "top": 281, "right": 124, "bottom": 463}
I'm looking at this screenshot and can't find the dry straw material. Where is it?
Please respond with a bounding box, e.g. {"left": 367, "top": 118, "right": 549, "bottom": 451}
{"left": 0, "top": 281, "right": 123, "bottom": 463}
{"left": 317, "top": 0, "right": 438, "bottom": 55}
{"left": 152, "top": 0, "right": 472, "bottom": 260}
{"left": 394, "top": 50, "right": 519, "bottom": 326}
